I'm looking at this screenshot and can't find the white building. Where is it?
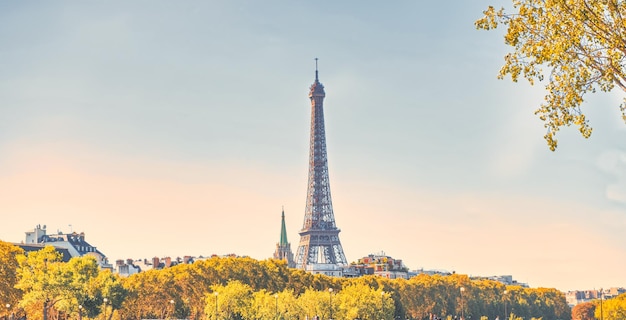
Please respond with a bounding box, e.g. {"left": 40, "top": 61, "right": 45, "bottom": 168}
{"left": 24, "top": 224, "right": 112, "bottom": 269}
{"left": 305, "top": 263, "right": 343, "bottom": 277}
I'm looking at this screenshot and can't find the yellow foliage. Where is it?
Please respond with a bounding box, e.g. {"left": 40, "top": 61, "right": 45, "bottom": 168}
{"left": 0, "top": 241, "right": 23, "bottom": 317}
{"left": 476, "top": 0, "right": 626, "bottom": 150}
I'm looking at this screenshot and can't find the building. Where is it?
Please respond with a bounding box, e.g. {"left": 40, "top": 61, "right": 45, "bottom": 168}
{"left": 21, "top": 224, "right": 112, "bottom": 269}
{"left": 408, "top": 269, "right": 453, "bottom": 277}
{"left": 351, "top": 252, "right": 409, "bottom": 279}
{"left": 304, "top": 263, "right": 344, "bottom": 277}
{"left": 115, "top": 256, "right": 196, "bottom": 276}
{"left": 294, "top": 60, "right": 348, "bottom": 273}
{"left": 273, "top": 208, "right": 295, "bottom": 267}
{"left": 566, "top": 288, "right": 626, "bottom": 306}
{"left": 603, "top": 287, "right": 626, "bottom": 298}
{"left": 115, "top": 259, "right": 141, "bottom": 277}
{"left": 470, "top": 275, "right": 529, "bottom": 288}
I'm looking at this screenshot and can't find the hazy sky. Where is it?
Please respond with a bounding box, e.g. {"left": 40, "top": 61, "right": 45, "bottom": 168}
{"left": 1, "top": 1, "right": 625, "bottom": 292}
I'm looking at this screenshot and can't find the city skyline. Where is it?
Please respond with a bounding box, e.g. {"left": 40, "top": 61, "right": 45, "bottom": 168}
{"left": 1, "top": 1, "right": 625, "bottom": 292}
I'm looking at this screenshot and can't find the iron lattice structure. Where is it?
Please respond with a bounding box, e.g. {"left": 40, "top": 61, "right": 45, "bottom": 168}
{"left": 294, "top": 63, "right": 348, "bottom": 269}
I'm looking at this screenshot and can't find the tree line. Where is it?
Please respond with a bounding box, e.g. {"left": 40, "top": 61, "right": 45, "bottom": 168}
{"left": 0, "top": 240, "right": 598, "bottom": 320}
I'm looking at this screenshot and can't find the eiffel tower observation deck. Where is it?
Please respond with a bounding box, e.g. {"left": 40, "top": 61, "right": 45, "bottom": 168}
{"left": 294, "top": 60, "right": 348, "bottom": 271}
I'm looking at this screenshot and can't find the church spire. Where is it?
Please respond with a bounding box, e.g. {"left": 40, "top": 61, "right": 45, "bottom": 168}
{"left": 273, "top": 207, "right": 295, "bottom": 268}
{"left": 279, "top": 206, "right": 288, "bottom": 246}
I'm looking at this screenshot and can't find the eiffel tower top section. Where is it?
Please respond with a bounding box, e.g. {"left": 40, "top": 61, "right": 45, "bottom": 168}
{"left": 309, "top": 58, "right": 325, "bottom": 98}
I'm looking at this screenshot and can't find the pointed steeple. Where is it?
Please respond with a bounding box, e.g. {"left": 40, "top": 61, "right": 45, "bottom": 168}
{"left": 273, "top": 207, "right": 295, "bottom": 268}
{"left": 279, "top": 207, "right": 289, "bottom": 246}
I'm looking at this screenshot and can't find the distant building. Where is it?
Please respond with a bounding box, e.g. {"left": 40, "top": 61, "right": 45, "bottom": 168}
{"left": 273, "top": 208, "right": 295, "bottom": 268}
{"left": 115, "top": 256, "right": 196, "bottom": 276}
{"left": 493, "top": 275, "right": 513, "bottom": 284}
{"left": 132, "top": 258, "right": 156, "bottom": 272}
{"left": 471, "top": 275, "right": 529, "bottom": 288}
{"left": 21, "top": 224, "right": 112, "bottom": 269}
{"left": 604, "top": 287, "right": 626, "bottom": 298}
{"left": 408, "top": 268, "right": 453, "bottom": 277}
{"left": 351, "top": 252, "right": 409, "bottom": 279}
{"left": 115, "top": 259, "right": 141, "bottom": 277}
{"left": 566, "top": 288, "right": 626, "bottom": 306}
{"left": 305, "top": 263, "right": 344, "bottom": 277}
{"left": 566, "top": 290, "right": 599, "bottom": 306}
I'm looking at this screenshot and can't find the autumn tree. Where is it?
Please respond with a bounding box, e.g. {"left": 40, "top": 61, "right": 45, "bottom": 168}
{"left": 596, "top": 293, "right": 626, "bottom": 320}
{"left": 572, "top": 301, "right": 595, "bottom": 320}
{"left": 205, "top": 280, "right": 254, "bottom": 320}
{"left": 121, "top": 269, "right": 168, "bottom": 320}
{"left": 53, "top": 256, "right": 101, "bottom": 320}
{"left": 97, "top": 269, "right": 128, "bottom": 320}
{"left": 170, "top": 263, "right": 205, "bottom": 320}
{"left": 245, "top": 290, "right": 275, "bottom": 320}
{"left": 15, "top": 246, "right": 66, "bottom": 320}
{"left": 276, "top": 290, "right": 300, "bottom": 320}
{"left": 334, "top": 283, "right": 393, "bottom": 320}
{"left": 296, "top": 289, "right": 328, "bottom": 320}
{"left": 476, "top": 0, "right": 626, "bottom": 150}
{"left": 0, "top": 241, "right": 24, "bottom": 318}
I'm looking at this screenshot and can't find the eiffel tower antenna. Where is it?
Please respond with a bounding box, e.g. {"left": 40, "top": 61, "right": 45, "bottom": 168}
{"left": 315, "top": 58, "right": 319, "bottom": 81}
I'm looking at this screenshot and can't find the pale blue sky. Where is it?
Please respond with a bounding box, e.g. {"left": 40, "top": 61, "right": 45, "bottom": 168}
{"left": 1, "top": 1, "right": 625, "bottom": 292}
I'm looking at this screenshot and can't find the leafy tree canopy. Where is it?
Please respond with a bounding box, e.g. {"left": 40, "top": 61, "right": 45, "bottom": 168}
{"left": 572, "top": 301, "right": 595, "bottom": 320}
{"left": 476, "top": 0, "right": 626, "bottom": 150}
{"left": 0, "top": 241, "right": 23, "bottom": 316}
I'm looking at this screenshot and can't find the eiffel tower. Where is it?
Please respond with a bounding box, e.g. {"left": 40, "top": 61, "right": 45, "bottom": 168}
{"left": 294, "top": 59, "right": 348, "bottom": 270}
